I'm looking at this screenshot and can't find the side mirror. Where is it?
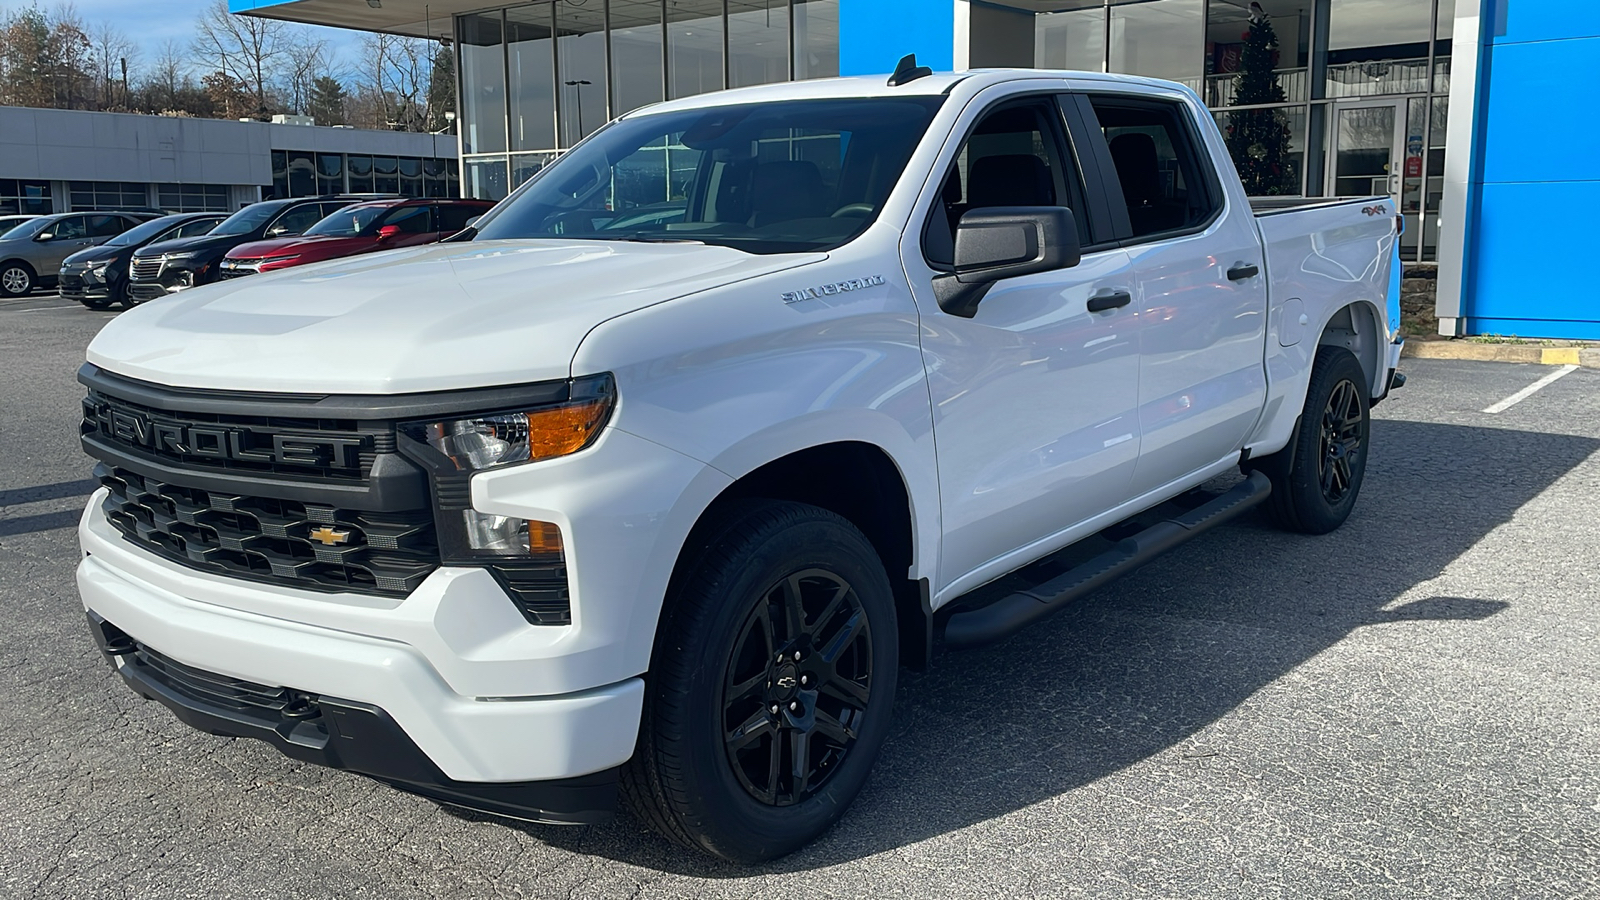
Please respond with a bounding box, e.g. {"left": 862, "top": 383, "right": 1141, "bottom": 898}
{"left": 376, "top": 224, "right": 402, "bottom": 241}
{"left": 34, "top": 231, "right": 54, "bottom": 242}
{"left": 464, "top": 215, "right": 482, "bottom": 228}
{"left": 933, "top": 206, "right": 1081, "bottom": 318}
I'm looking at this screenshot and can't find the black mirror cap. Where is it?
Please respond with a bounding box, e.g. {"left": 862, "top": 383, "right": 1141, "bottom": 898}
{"left": 935, "top": 206, "right": 1081, "bottom": 318}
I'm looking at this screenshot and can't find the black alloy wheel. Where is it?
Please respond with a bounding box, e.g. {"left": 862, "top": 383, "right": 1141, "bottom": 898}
{"left": 1318, "top": 378, "right": 1363, "bottom": 504}
{"left": 623, "top": 500, "right": 898, "bottom": 863}
{"left": 1252, "top": 346, "right": 1371, "bottom": 534}
{"left": 722, "top": 568, "right": 873, "bottom": 807}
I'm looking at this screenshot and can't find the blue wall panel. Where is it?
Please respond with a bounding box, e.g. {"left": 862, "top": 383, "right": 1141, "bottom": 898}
{"left": 1478, "top": 37, "right": 1600, "bottom": 184}
{"left": 1463, "top": 0, "right": 1600, "bottom": 337}
{"left": 1493, "top": 0, "right": 1600, "bottom": 45}
{"left": 1469, "top": 182, "right": 1600, "bottom": 339}
{"left": 839, "top": 0, "right": 954, "bottom": 77}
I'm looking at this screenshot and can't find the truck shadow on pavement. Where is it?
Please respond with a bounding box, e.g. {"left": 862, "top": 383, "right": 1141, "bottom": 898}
{"left": 462, "top": 417, "right": 1600, "bottom": 874}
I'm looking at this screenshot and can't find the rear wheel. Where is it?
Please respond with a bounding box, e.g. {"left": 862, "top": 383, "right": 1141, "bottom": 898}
{"left": 623, "top": 500, "right": 897, "bottom": 862}
{"left": 0, "top": 261, "right": 34, "bottom": 297}
{"left": 1252, "top": 346, "right": 1371, "bottom": 534}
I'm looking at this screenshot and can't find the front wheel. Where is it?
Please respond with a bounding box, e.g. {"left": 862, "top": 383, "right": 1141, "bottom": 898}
{"left": 623, "top": 500, "right": 898, "bottom": 862}
{"left": 0, "top": 261, "right": 34, "bottom": 297}
{"left": 1252, "top": 346, "right": 1371, "bottom": 534}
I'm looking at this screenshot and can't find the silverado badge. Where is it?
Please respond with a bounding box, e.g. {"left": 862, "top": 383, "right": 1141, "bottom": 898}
{"left": 308, "top": 526, "right": 353, "bottom": 546}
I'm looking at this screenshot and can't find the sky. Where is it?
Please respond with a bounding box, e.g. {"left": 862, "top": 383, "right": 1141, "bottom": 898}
{"left": 11, "top": 0, "right": 366, "bottom": 70}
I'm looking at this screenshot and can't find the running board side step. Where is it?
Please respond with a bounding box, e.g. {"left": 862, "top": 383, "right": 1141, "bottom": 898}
{"left": 942, "top": 470, "right": 1273, "bottom": 650}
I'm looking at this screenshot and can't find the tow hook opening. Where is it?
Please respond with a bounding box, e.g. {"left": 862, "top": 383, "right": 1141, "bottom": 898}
{"left": 282, "top": 693, "right": 321, "bottom": 720}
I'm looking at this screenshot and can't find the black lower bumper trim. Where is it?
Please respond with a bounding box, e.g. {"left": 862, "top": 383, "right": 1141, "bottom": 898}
{"left": 87, "top": 612, "right": 618, "bottom": 825}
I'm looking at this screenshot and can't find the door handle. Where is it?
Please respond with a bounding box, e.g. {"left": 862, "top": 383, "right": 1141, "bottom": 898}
{"left": 1087, "top": 290, "right": 1132, "bottom": 312}
{"left": 1227, "top": 263, "right": 1259, "bottom": 281}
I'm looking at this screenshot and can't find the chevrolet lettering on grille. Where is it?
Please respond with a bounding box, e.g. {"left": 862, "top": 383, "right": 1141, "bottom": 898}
{"left": 84, "top": 397, "right": 366, "bottom": 470}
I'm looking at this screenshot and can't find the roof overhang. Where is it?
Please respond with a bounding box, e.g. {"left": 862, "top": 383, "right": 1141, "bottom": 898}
{"left": 228, "top": 0, "right": 475, "bottom": 40}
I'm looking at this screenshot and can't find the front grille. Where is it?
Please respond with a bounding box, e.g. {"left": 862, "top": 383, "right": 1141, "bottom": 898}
{"left": 59, "top": 273, "right": 85, "bottom": 291}
{"left": 99, "top": 464, "right": 438, "bottom": 595}
{"left": 130, "top": 256, "right": 163, "bottom": 280}
{"left": 82, "top": 389, "right": 383, "bottom": 482}
{"left": 219, "top": 267, "right": 254, "bottom": 280}
{"left": 131, "top": 641, "right": 292, "bottom": 714}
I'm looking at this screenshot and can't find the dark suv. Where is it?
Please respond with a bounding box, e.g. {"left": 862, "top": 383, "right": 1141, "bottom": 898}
{"left": 126, "top": 196, "right": 390, "bottom": 302}
{"left": 60, "top": 212, "right": 226, "bottom": 309}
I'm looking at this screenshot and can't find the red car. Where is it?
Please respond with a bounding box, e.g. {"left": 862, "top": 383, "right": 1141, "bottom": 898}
{"left": 218, "top": 198, "right": 493, "bottom": 278}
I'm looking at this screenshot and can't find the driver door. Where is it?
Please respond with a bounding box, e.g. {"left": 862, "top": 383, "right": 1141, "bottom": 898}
{"left": 903, "top": 93, "right": 1143, "bottom": 591}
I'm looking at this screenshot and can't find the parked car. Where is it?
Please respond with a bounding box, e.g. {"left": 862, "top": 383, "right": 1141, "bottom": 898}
{"left": 219, "top": 198, "right": 493, "bottom": 278}
{"left": 0, "top": 214, "right": 41, "bottom": 237}
{"left": 125, "top": 196, "right": 390, "bottom": 302}
{"left": 77, "top": 66, "right": 1405, "bottom": 862}
{"left": 0, "top": 211, "right": 159, "bottom": 297}
{"left": 59, "top": 213, "right": 227, "bottom": 309}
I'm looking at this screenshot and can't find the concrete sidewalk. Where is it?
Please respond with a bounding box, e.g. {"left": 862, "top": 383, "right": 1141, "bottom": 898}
{"left": 1403, "top": 340, "right": 1600, "bottom": 367}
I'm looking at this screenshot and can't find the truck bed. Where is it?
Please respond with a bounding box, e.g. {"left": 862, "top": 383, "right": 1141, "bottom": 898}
{"left": 1249, "top": 195, "right": 1389, "bottom": 216}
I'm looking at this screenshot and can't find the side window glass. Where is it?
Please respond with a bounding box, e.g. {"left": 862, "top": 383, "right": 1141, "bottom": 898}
{"left": 88, "top": 215, "right": 125, "bottom": 237}
{"left": 1088, "top": 97, "right": 1219, "bottom": 239}
{"left": 436, "top": 204, "right": 479, "bottom": 233}
{"left": 923, "top": 99, "right": 1086, "bottom": 268}
{"left": 383, "top": 206, "right": 433, "bottom": 234}
{"left": 52, "top": 216, "right": 88, "bottom": 240}
{"left": 176, "top": 220, "right": 216, "bottom": 238}
{"left": 268, "top": 205, "right": 324, "bottom": 237}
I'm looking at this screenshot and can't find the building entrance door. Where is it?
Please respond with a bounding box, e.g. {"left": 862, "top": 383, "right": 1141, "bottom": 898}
{"left": 1328, "top": 100, "right": 1406, "bottom": 201}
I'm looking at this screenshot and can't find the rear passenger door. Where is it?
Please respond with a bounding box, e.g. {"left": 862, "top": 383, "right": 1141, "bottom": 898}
{"left": 904, "top": 91, "right": 1142, "bottom": 592}
{"left": 1080, "top": 91, "right": 1268, "bottom": 496}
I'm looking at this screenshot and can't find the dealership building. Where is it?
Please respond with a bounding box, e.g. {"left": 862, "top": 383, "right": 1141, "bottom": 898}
{"left": 205, "top": 1, "right": 1590, "bottom": 338}
{"left": 0, "top": 105, "right": 460, "bottom": 216}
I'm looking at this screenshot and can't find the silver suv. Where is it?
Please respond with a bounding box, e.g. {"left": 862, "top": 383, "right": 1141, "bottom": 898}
{"left": 0, "top": 212, "right": 155, "bottom": 297}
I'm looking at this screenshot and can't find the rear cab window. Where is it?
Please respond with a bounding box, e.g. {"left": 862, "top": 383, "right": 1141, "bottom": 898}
{"left": 1083, "top": 95, "right": 1223, "bottom": 242}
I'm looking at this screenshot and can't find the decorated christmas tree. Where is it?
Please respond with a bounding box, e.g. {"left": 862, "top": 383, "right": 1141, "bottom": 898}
{"left": 1225, "top": 9, "right": 1297, "bottom": 195}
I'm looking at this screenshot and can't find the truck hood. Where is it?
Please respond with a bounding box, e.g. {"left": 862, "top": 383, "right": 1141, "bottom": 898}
{"left": 87, "top": 239, "right": 824, "bottom": 393}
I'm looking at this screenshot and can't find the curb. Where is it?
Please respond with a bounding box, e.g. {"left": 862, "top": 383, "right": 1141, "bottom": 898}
{"left": 1401, "top": 342, "right": 1600, "bottom": 367}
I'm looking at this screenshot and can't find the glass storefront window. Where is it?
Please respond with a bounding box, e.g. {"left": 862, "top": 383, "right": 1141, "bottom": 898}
{"left": 347, "top": 154, "right": 374, "bottom": 193}
{"left": 1326, "top": 0, "right": 1432, "bottom": 97}
{"left": 1433, "top": 0, "right": 1454, "bottom": 92}
{"left": 317, "top": 153, "right": 344, "bottom": 195}
{"left": 611, "top": 0, "right": 665, "bottom": 116}
{"left": 556, "top": 0, "right": 607, "bottom": 146}
{"left": 424, "top": 158, "right": 447, "bottom": 198}
{"left": 464, "top": 156, "right": 509, "bottom": 201}
{"left": 1204, "top": 0, "right": 1311, "bottom": 106}
{"left": 1215, "top": 104, "right": 1307, "bottom": 196}
{"left": 459, "top": 12, "right": 508, "bottom": 154}
{"left": 0, "top": 179, "right": 52, "bottom": 215}
{"left": 1109, "top": 0, "right": 1204, "bottom": 86}
{"left": 1035, "top": 5, "right": 1106, "bottom": 72}
{"left": 288, "top": 150, "right": 316, "bottom": 197}
{"left": 400, "top": 157, "right": 424, "bottom": 197}
{"left": 729, "top": 0, "right": 789, "bottom": 88}
{"left": 793, "top": 0, "right": 838, "bottom": 79}
{"left": 271, "top": 150, "right": 288, "bottom": 200}
{"left": 508, "top": 5, "right": 556, "bottom": 152}
{"left": 373, "top": 156, "right": 400, "bottom": 194}
{"left": 668, "top": 0, "right": 725, "bottom": 99}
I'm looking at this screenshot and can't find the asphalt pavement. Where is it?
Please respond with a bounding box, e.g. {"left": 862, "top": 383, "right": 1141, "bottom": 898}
{"left": 2, "top": 292, "right": 1597, "bottom": 898}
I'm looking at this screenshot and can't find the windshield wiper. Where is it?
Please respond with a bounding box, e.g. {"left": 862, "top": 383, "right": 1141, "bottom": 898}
{"left": 592, "top": 234, "right": 706, "bottom": 244}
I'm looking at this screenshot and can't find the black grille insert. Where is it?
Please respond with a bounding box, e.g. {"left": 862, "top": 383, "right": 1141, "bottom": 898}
{"left": 99, "top": 464, "right": 438, "bottom": 595}
{"left": 133, "top": 641, "right": 292, "bottom": 715}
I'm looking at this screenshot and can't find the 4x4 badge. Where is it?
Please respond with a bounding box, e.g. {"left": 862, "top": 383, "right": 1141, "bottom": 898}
{"left": 308, "top": 526, "right": 352, "bottom": 546}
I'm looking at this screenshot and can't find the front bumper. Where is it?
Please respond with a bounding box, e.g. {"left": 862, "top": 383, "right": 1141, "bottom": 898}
{"left": 77, "top": 497, "right": 645, "bottom": 792}
{"left": 59, "top": 270, "right": 114, "bottom": 301}
{"left": 87, "top": 610, "right": 620, "bottom": 823}
{"left": 126, "top": 280, "right": 173, "bottom": 302}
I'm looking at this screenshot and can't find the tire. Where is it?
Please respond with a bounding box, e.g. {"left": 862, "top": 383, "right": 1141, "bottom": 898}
{"left": 622, "top": 500, "right": 898, "bottom": 863}
{"left": 1252, "top": 346, "right": 1371, "bottom": 534}
{"left": 0, "top": 261, "right": 34, "bottom": 297}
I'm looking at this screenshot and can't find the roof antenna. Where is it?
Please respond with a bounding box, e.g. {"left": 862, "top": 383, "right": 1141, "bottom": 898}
{"left": 887, "top": 53, "right": 933, "bottom": 86}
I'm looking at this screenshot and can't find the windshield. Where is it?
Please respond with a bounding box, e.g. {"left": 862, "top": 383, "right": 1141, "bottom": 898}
{"left": 304, "top": 205, "right": 390, "bottom": 237}
{"left": 108, "top": 216, "right": 191, "bottom": 247}
{"left": 474, "top": 97, "right": 944, "bottom": 254}
{"left": 1, "top": 218, "right": 50, "bottom": 241}
{"left": 210, "top": 203, "right": 283, "bottom": 236}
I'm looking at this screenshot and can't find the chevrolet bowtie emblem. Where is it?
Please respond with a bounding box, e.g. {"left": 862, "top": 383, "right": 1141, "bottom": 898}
{"left": 308, "top": 526, "right": 352, "bottom": 546}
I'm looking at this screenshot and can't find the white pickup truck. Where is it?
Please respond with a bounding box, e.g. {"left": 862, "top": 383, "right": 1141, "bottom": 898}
{"left": 76, "top": 62, "right": 1403, "bottom": 862}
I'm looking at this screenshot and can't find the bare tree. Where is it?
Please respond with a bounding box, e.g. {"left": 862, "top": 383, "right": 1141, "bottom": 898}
{"left": 192, "top": 0, "right": 286, "bottom": 118}
{"left": 281, "top": 33, "right": 328, "bottom": 116}
{"left": 143, "top": 38, "right": 188, "bottom": 112}
{"left": 352, "top": 31, "right": 436, "bottom": 131}
{"left": 88, "top": 19, "right": 137, "bottom": 109}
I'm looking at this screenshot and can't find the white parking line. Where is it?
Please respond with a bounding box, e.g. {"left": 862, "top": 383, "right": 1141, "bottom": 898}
{"left": 1482, "top": 364, "right": 1579, "bottom": 414}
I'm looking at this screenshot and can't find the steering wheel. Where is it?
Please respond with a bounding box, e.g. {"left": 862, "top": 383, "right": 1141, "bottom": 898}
{"left": 830, "top": 203, "right": 876, "bottom": 219}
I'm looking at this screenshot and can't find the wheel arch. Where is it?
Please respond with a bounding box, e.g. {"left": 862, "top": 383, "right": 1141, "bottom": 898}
{"left": 1316, "top": 300, "right": 1385, "bottom": 397}
{"left": 674, "top": 440, "right": 932, "bottom": 671}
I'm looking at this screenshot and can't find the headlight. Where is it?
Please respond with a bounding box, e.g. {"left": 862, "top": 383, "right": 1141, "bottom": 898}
{"left": 408, "top": 374, "right": 615, "bottom": 472}
{"left": 162, "top": 251, "right": 198, "bottom": 262}
{"left": 400, "top": 373, "right": 616, "bottom": 559}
